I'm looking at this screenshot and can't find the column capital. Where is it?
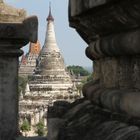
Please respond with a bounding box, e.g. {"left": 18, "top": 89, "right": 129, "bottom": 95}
{"left": 0, "top": 16, "right": 38, "bottom": 56}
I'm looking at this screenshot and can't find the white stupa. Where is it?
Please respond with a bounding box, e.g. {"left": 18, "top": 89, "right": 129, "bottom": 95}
{"left": 19, "top": 5, "right": 79, "bottom": 136}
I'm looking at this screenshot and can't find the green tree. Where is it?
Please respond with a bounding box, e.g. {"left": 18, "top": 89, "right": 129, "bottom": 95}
{"left": 67, "top": 65, "right": 90, "bottom": 76}
{"left": 20, "top": 119, "right": 30, "bottom": 132}
{"left": 36, "top": 120, "right": 45, "bottom": 136}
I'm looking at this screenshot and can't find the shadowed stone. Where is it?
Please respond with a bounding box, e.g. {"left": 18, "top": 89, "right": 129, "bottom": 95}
{"left": 0, "top": 1, "right": 38, "bottom": 140}
{"left": 47, "top": 0, "right": 140, "bottom": 140}
{"left": 68, "top": 0, "right": 140, "bottom": 117}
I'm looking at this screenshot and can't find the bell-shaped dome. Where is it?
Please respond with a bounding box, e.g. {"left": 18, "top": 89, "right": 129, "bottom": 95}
{"left": 39, "top": 52, "right": 66, "bottom": 75}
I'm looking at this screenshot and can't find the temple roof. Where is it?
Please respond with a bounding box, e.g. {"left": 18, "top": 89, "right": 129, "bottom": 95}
{"left": 29, "top": 41, "right": 41, "bottom": 55}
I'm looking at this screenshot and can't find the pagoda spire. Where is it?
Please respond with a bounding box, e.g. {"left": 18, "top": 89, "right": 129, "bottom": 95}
{"left": 40, "top": 4, "right": 59, "bottom": 55}
{"left": 47, "top": 2, "right": 54, "bottom": 21}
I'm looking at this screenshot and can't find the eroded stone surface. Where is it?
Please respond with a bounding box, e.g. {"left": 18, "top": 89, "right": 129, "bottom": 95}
{"left": 69, "top": 0, "right": 116, "bottom": 16}
{"left": 69, "top": 0, "right": 140, "bottom": 97}
{"left": 0, "top": 57, "right": 18, "bottom": 140}
{"left": 47, "top": 99, "right": 140, "bottom": 140}
{"left": 0, "top": 16, "right": 38, "bottom": 45}
{"left": 0, "top": 1, "right": 26, "bottom": 22}
{"left": 69, "top": 0, "right": 140, "bottom": 43}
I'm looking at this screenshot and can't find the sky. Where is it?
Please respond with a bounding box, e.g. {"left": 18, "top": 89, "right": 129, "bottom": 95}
{"left": 5, "top": 0, "right": 92, "bottom": 67}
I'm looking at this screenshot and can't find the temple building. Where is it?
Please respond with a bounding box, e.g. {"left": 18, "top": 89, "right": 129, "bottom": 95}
{"left": 19, "top": 7, "right": 79, "bottom": 136}
{"left": 19, "top": 41, "right": 41, "bottom": 77}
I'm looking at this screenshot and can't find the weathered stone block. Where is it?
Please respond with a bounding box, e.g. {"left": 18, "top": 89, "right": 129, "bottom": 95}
{"left": 0, "top": 0, "right": 26, "bottom": 23}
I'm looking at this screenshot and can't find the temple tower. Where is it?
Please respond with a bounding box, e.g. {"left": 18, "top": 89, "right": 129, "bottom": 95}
{"left": 30, "top": 6, "right": 75, "bottom": 95}
{"left": 19, "top": 41, "right": 41, "bottom": 77}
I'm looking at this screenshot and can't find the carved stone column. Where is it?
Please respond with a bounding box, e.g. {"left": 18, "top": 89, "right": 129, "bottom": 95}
{"left": 0, "top": 2, "right": 38, "bottom": 140}
{"left": 69, "top": 0, "right": 140, "bottom": 118}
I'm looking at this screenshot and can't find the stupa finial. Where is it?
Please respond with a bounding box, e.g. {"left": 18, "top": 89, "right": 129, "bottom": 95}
{"left": 47, "top": 2, "right": 54, "bottom": 21}
{"left": 49, "top": 1, "right": 51, "bottom": 11}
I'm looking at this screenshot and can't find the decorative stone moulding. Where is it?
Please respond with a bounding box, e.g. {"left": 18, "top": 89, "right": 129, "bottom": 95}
{"left": 0, "top": 16, "right": 38, "bottom": 56}
{"left": 0, "top": 1, "right": 38, "bottom": 56}
{"left": 86, "top": 29, "right": 140, "bottom": 60}
{"left": 83, "top": 80, "right": 140, "bottom": 118}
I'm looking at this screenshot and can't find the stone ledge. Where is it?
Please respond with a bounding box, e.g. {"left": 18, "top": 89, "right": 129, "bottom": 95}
{"left": 86, "top": 29, "right": 140, "bottom": 60}
{"left": 0, "top": 16, "right": 38, "bottom": 44}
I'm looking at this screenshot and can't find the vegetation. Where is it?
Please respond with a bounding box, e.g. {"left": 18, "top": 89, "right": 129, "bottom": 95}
{"left": 87, "top": 74, "right": 93, "bottom": 82}
{"left": 67, "top": 66, "right": 93, "bottom": 95}
{"left": 18, "top": 76, "right": 28, "bottom": 94}
{"left": 20, "top": 119, "right": 30, "bottom": 132}
{"left": 67, "top": 65, "right": 90, "bottom": 76}
{"left": 36, "top": 120, "right": 45, "bottom": 136}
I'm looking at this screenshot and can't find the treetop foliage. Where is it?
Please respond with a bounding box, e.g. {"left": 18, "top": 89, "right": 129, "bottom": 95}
{"left": 67, "top": 65, "right": 90, "bottom": 76}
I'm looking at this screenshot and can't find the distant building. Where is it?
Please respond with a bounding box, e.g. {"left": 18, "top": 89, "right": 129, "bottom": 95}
{"left": 19, "top": 41, "right": 41, "bottom": 77}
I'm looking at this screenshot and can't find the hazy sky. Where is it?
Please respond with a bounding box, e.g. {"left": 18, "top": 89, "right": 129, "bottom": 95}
{"left": 5, "top": 0, "right": 92, "bottom": 67}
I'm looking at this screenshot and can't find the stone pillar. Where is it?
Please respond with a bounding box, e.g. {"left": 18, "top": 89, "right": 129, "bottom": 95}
{"left": 0, "top": 17, "right": 38, "bottom": 140}
{"left": 69, "top": 0, "right": 140, "bottom": 118}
